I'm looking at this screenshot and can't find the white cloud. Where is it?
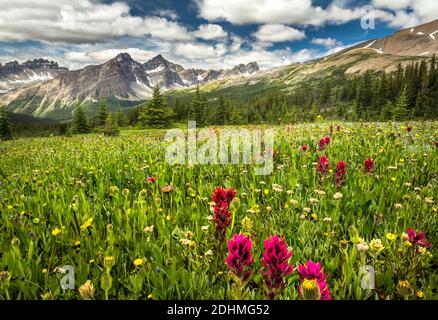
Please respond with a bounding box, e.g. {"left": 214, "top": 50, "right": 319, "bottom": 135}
{"left": 192, "top": 24, "right": 228, "bottom": 40}
{"left": 195, "top": 0, "right": 363, "bottom": 26}
{"left": 0, "top": 0, "right": 193, "bottom": 43}
{"left": 311, "top": 37, "right": 343, "bottom": 48}
{"left": 154, "top": 9, "right": 179, "bottom": 20}
{"left": 253, "top": 24, "right": 306, "bottom": 43}
{"left": 64, "top": 48, "right": 156, "bottom": 65}
{"left": 372, "top": 0, "right": 438, "bottom": 28}
{"left": 173, "top": 42, "right": 221, "bottom": 60}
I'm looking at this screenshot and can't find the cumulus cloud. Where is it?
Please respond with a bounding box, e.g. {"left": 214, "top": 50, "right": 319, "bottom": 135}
{"left": 154, "top": 9, "right": 179, "bottom": 20}
{"left": 192, "top": 24, "right": 228, "bottom": 40}
{"left": 311, "top": 37, "right": 343, "bottom": 48}
{"left": 0, "top": 0, "right": 193, "bottom": 43}
{"left": 64, "top": 48, "right": 157, "bottom": 65}
{"left": 173, "top": 42, "right": 221, "bottom": 60}
{"left": 253, "top": 24, "right": 306, "bottom": 43}
{"left": 372, "top": 0, "right": 438, "bottom": 27}
{"left": 195, "top": 0, "right": 363, "bottom": 26}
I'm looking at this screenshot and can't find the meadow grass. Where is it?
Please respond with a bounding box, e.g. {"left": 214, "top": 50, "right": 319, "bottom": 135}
{"left": 0, "top": 121, "right": 436, "bottom": 300}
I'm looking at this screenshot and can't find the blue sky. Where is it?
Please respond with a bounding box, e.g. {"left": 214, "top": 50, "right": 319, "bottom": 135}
{"left": 0, "top": 0, "right": 436, "bottom": 70}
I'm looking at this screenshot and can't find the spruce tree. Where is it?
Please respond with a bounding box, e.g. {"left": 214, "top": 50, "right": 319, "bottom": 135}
{"left": 394, "top": 86, "right": 409, "bottom": 121}
{"left": 229, "top": 107, "right": 243, "bottom": 124}
{"left": 0, "top": 108, "right": 12, "bottom": 140}
{"left": 189, "top": 86, "right": 206, "bottom": 127}
{"left": 71, "top": 105, "right": 90, "bottom": 134}
{"left": 381, "top": 101, "right": 394, "bottom": 121}
{"left": 138, "top": 86, "right": 173, "bottom": 128}
{"left": 216, "top": 95, "right": 228, "bottom": 125}
{"left": 115, "top": 109, "right": 126, "bottom": 127}
{"left": 102, "top": 113, "right": 120, "bottom": 136}
{"left": 96, "top": 99, "right": 109, "bottom": 127}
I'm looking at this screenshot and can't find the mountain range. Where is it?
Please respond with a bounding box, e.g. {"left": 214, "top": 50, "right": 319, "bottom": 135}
{"left": 0, "top": 19, "right": 437, "bottom": 121}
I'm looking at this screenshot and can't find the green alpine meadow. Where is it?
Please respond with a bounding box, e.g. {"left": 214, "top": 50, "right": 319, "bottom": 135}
{"left": 1, "top": 0, "right": 438, "bottom": 303}
{"left": 0, "top": 121, "right": 437, "bottom": 299}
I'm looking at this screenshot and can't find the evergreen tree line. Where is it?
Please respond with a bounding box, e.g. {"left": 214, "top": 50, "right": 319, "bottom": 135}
{"left": 164, "top": 56, "right": 438, "bottom": 125}
{"left": 68, "top": 99, "right": 127, "bottom": 135}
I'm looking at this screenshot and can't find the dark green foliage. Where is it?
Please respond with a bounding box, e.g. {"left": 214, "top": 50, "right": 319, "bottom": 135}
{"left": 101, "top": 113, "right": 120, "bottom": 136}
{"left": 96, "top": 99, "right": 109, "bottom": 127}
{"left": 0, "top": 108, "right": 12, "bottom": 140}
{"left": 115, "top": 109, "right": 126, "bottom": 127}
{"left": 138, "top": 86, "right": 173, "bottom": 128}
{"left": 189, "top": 86, "right": 207, "bottom": 127}
{"left": 70, "top": 105, "right": 90, "bottom": 134}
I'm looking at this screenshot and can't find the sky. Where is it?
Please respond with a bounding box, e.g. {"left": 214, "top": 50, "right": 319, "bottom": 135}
{"left": 0, "top": 0, "right": 437, "bottom": 70}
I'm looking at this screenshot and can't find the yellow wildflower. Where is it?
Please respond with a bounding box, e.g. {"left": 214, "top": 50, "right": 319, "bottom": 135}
{"left": 80, "top": 218, "right": 93, "bottom": 230}
{"left": 385, "top": 233, "right": 396, "bottom": 241}
{"left": 51, "top": 228, "right": 62, "bottom": 236}
{"left": 133, "top": 258, "right": 144, "bottom": 266}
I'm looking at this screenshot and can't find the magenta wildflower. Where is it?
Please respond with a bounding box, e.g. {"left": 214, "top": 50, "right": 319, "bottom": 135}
{"left": 301, "top": 145, "right": 309, "bottom": 152}
{"left": 212, "top": 187, "right": 236, "bottom": 207}
{"left": 364, "top": 158, "right": 374, "bottom": 173}
{"left": 298, "top": 260, "right": 332, "bottom": 300}
{"left": 316, "top": 156, "right": 330, "bottom": 175}
{"left": 211, "top": 187, "right": 237, "bottom": 245}
{"left": 407, "top": 228, "right": 432, "bottom": 247}
{"left": 147, "top": 176, "right": 156, "bottom": 183}
{"left": 334, "top": 160, "right": 346, "bottom": 187}
{"left": 261, "top": 235, "right": 294, "bottom": 299}
{"left": 226, "top": 234, "right": 254, "bottom": 282}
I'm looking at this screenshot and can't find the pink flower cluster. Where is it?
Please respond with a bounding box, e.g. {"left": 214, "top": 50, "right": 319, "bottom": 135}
{"left": 212, "top": 187, "right": 237, "bottom": 242}
{"left": 225, "top": 234, "right": 253, "bottom": 282}
{"left": 407, "top": 228, "right": 432, "bottom": 247}
{"left": 364, "top": 158, "right": 374, "bottom": 173}
{"left": 261, "top": 235, "right": 294, "bottom": 299}
{"left": 319, "top": 136, "right": 331, "bottom": 150}
{"left": 298, "top": 260, "right": 332, "bottom": 300}
{"left": 316, "top": 156, "right": 330, "bottom": 175}
{"left": 334, "top": 160, "right": 347, "bottom": 187}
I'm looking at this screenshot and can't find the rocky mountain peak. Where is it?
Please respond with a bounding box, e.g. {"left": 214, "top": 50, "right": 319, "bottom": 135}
{"left": 113, "top": 52, "right": 134, "bottom": 63}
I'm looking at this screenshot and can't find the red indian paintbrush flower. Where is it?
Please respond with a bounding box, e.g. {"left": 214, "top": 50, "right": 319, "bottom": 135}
{"left": 364, "top": 158, "right": 374, "bottom": 173}
{"left": 261, "top": 235, "right": 294, "bottom": 299}
{"left": 212, "top": 187, "right": 237, "bottom": 244}
{"left": 226, "top": 234, "right": 254, "bottom": 282}
{"left": 316, "top": 156, "right": 330, "bottom": 175}
{"left": 147, "top": 176, "right": 156, "bottom": 183}
{"left": 407, "top": 126, "right": 412, "bottom": 133}
{"left": 212, "top": 187, "right": 236, "bottom": 207}
{"left": 318, "top": 136, "right": 331, "bottom": 150}
{"left": 334, "top": 161, "right": 346, "bottom": 186}
{"left": 213, "top": 202, "right": 232, "bottom": 238}
{"left": 407, "top": 228, "right": 432, "bottom": 247}
{"left": 298, "top": 260, "right": 332, "bottom": 300}
{"left": 301, "top": 145, "right": 309, "bottom": 152}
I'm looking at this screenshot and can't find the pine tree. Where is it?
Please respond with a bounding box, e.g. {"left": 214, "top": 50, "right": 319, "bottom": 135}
{"left": 138, "top": 86, "right": 173, "bottom": 128}
{"left": 0, "top": 108, "right": 12, "bottom": 140}
{"left": 102, "top": 113, "right": 120, "bottom": 136}
{"left": 96, "top": 99, "right": 109, "bottom": 127}
{"left": 229, "top": 107, "right": 243, "bottom": 124}
{"left": 394, "top": 85, "right": 409, "bottom": 121}
{"left": 380, "top": 101, "right": 394, "bottom": 120}
{"left": 216, "top": 95, "right": 228, "bottom": 125}
{"left": 70, "top": 105, "right": 90, "bottom": 134}
{"left": 189, "top": 86, "right": 206, "bottom": 127}
{"left": 115, "top": 109, "right": 126, "bottom": 127}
